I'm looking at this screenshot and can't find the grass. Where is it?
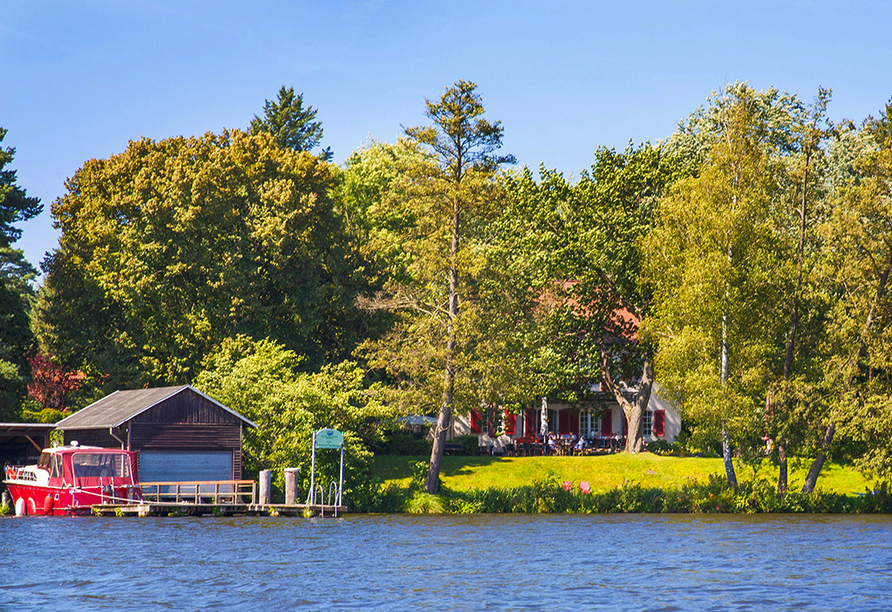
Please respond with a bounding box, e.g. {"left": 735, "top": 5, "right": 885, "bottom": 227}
{"left": 372, "top": 453, "right": 872, "bottom": 496}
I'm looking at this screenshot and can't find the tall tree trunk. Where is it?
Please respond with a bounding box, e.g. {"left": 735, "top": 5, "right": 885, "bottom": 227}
{"left": 720, "top": 310, "right": 738, "bottom": 489}
{"left": 602, "top": 355, "right": 653, "bottom": 454}
{"left": 426, "top": 197, "right": 461, "bottom": 494}
{"left": 777, "top": 441, "right": 788, "bottom": 494}
{"left": 625, "top": 358, "right": 654, "bottom": 453}
{"left": 777, "top": 134, "right": 811, "bottom": 495}
{"left": 802, "top": 422, "right": 834, "bottom": 493}
{"left": 721, "top": 425, "right": 738, "bottom": 490}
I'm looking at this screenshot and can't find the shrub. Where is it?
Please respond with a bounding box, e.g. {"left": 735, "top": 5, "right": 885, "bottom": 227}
{"left": 453, "top": 435, "right": 479, "bottom": 456}
{"left": 374, "top": 429, "right": 432, "bottom": 455}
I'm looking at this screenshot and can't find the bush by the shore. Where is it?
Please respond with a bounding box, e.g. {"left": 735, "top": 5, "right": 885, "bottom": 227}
{"left": 355, "top": 474, "right": 892, "bottom": 514}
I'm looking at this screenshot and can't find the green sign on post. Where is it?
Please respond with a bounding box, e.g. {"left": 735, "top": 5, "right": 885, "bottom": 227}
{"left": 315, "top": 428, "right": 344, "bottom": 449}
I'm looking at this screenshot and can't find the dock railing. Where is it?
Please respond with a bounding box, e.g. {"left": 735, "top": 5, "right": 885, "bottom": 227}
{"left": 140, "top": 480, "right": 256, "bottom": 505}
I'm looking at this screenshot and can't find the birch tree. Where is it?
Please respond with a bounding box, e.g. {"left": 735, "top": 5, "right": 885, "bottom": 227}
{"left": 645, "top": 85, "right": 792, "bottom": 488}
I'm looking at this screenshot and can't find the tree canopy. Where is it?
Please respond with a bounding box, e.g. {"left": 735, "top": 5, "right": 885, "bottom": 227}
{"left": 250, "top": 86, "right": 331, "bottom": 160}
{"left": 0, "top": 127, "right": 40, "bottom": 420}
{"left": 36, "top": 130, "right": 369, "bottom": 389}
{"left": 356, "top": 81, "right": 515, "bottom": 493}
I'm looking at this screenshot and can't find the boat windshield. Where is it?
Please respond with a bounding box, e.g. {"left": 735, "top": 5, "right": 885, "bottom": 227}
{"left": 72, "top": 452, "right": 131, "bottom": 479}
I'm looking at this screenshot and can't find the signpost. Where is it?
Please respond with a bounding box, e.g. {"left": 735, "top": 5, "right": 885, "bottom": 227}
{"left": 308, "top": 428, "right": 345, "bottom": 508}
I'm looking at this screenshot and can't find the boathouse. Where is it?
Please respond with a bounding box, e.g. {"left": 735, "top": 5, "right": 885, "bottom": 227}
{"left": 55, "top": 386, "right": 255, "bottom": 482}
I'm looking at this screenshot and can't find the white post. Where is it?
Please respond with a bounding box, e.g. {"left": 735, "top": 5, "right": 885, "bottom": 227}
{"left": 338, "top": 444, "right": 345, "bottom": 507}
{"left": 309, "top": 430, "right": 317, "bottom": 505}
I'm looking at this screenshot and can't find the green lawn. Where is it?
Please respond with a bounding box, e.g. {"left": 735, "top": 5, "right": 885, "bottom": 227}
{"left": 372, "top": 453, "right": 872, "bottom": 495}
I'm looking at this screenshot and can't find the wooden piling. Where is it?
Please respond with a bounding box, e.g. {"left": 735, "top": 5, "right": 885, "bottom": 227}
{"left": 258, "top": 470, "right": 272, "bottom": 505}
{"left": 284, "top": 467, "right": 299, "bottom": 505}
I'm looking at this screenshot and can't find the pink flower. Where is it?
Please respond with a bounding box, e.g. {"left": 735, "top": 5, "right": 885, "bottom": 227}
{"left": 579, "top": 481, "right": 591, "bottom": 495}
{"left": 562, "top": 481, "right": 573, "bottom": 491}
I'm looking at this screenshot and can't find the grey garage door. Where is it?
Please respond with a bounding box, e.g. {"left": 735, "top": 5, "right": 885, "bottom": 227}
{"left": 139, "top": 450, "right": 233, "bottom": 482}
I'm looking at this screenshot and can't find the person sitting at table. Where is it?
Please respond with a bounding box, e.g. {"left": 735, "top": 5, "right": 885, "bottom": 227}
{"left": 575, "top": 436, "right": 586, "bottom": 453}
{"left": 547, "top": 433, "right": 558, "bottom": 455}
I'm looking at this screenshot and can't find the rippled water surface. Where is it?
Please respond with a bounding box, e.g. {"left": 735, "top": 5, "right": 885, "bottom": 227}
{"left": 2, "top": 513, "right": 891, "bottom": 611}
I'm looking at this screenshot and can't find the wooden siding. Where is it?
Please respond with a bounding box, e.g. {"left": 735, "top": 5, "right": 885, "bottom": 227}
{"left": 233, "top": 448, "right": 242, "bottom": 480}
{"left": 64, "top": 430, "right": 122, "bottom": 448}
{"left": 131, "top": 391, "right": 243, "bottom": 425}
{"left": 130, "top": 423, "right": 241, "bottom": 450}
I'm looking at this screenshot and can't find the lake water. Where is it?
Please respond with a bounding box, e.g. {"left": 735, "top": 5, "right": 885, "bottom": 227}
{"left": 1, "top": 513, "right": 891, "bottom": 611}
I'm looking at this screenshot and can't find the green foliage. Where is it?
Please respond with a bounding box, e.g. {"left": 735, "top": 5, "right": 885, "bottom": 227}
{"left": 497, "top": 144, "right": 683, "bottom": 411}
{"left": 453, "top": 434, "right": 479, "bottom": 456}
{"left": 0, "top": 127, "right": 41, "bottom": 419}
{"left": 405, "top": 490, "right": 448, "bottom": 514}
{"left": 19, "top": 404, "right": 65, "bottom": 423}
{"left": 644, "top": 84, "right": 805, "bottom": 477}
{"left": 0, "top": 127, "right": 42, "bottom": 248}
{"left": 409, "top": 460, "right": 432, "bottom": 490}
{"left": 825, "top": 101, "right": 892, "bottom": 482}
{"left": 249, "top": 86, "right": 330, "bottom": 158}
{"left": 371, "top": 426, "right": 432, "bottom": 455}
{"left": 356, "top": 472, "right": 892, "bottom": 514}
{"left": 194, "top": 337, "right": 397, "bottom": 504}
{"left": 38, "top": 130, "right": 369, "bottom": 390}
{"left": 354, "top": 81, "right": 516, "bottom": 494}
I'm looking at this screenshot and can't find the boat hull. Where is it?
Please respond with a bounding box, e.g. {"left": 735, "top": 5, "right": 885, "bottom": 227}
{"left": 4, "top": 445, "right": 141, "bottom": 516}
{"left": 4, "top": 481, "right": 138, "bottom": 516}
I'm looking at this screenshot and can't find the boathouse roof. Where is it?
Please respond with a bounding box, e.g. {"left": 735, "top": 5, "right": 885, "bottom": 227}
{"left": 55, "top": 385, "right": 256, "bottom": 430}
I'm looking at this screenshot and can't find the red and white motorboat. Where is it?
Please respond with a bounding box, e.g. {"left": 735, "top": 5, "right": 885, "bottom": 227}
{"left": 3, "top": 443, "right": 141, "bottom": 516}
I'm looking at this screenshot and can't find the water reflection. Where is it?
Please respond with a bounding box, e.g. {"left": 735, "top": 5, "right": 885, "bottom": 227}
{"left": 1, "top": 514, "right": 890, "bottom": 610}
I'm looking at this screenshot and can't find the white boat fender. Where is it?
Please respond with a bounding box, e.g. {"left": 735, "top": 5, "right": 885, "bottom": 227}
{"left": 15, "top": 497, "right": 25, "bottom": 516}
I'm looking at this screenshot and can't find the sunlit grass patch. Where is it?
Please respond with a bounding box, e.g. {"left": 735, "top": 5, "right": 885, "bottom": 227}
{"left": 372, "top": 453, "right": 871, "bottom": 496}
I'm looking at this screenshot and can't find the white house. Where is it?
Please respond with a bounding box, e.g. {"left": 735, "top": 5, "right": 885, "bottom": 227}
{"left": 450, "top": 383, "right": 681, "bottom": 451}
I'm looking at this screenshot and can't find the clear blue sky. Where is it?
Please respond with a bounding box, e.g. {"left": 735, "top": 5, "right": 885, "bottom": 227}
{"left": 3, "top": 0, "right": 891, "bottom": 275}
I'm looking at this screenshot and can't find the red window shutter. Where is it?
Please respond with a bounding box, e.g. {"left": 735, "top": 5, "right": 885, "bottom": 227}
{"left": 570, "top": 412, "right": 579, "bottom": 436}
{"left": 525, "top": 409, "right": 534, "bottom": 436}
{"left": 600, "top": 411, "right": 612, "bottom": 436}
{"left": 470, "top": 409, "right": 482, "bottom": 434}
{"left": 654, "top": 410, "right": 666, "bottom": 437}
{"left": 505, "top": 410, "right": 517, "bottom": 435}
{"left": 623, "top": 414, "right": 628, "bottom": 436}
{"left": 558, "top": 410, "right": 570, "bottom": 434}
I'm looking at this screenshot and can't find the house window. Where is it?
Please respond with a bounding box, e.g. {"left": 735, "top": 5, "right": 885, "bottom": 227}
{"left": 579, "top": 411, "right": 598, "bottom": 437}
{"left": 643, "top": 411, "right": 653, "bottom": 437}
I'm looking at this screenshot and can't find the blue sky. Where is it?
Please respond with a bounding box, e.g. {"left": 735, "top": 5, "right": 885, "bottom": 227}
{"left": 3, "top": 0, "right": 891, "bottom": 275}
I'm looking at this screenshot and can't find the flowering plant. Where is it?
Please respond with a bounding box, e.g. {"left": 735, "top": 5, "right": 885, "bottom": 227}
{"left": 579, "top": 481, "right": 591, "bottom": 495}
{"left": 562, "top": 481, "right": 573, "bottom": 491}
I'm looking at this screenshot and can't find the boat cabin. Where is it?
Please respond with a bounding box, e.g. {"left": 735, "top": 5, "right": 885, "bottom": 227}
{"left": 4, "top": 444, "right": 139, "bottom": 515}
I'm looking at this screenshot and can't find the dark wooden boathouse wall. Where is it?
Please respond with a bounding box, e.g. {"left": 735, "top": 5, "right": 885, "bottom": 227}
{"left": 130, "top": 390, "right": 242, "bottom": 450}
{"left": 64, "top": 429, "right": 120, "bottom": 448}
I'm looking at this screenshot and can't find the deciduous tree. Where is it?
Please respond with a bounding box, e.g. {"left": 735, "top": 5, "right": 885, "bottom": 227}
{"left": 645, "top": 85, "right": 795, "bottom": 488}
{"left": 36, "top": 130, "right": 368, "bottom": 389}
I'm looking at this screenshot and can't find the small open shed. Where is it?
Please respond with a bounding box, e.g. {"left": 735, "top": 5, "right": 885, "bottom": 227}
{"left": 0, "top": 423, "right": 55, "bottom": 468}
{"left": 56, "top": 385, "right": 255, "bottom": 482}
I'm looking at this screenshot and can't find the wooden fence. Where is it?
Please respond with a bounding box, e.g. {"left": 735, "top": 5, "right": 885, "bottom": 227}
{"left": 139, "top": 480, "right": 256, "bottom": 505}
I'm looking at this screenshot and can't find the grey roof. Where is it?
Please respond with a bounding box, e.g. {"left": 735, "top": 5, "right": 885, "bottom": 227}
{"left": 55, "top": 385, "right": 256, "bottom": 430}
{"left": 0, "top": 423, "right": 57, "bottom": 431}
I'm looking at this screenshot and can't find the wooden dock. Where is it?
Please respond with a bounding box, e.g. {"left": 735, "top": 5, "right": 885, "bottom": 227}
{"left": 90, "top": 478, "right": 347, "bottom": 517}
{"left": 91, "top": 502, "right": 348, "bottom": 517}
